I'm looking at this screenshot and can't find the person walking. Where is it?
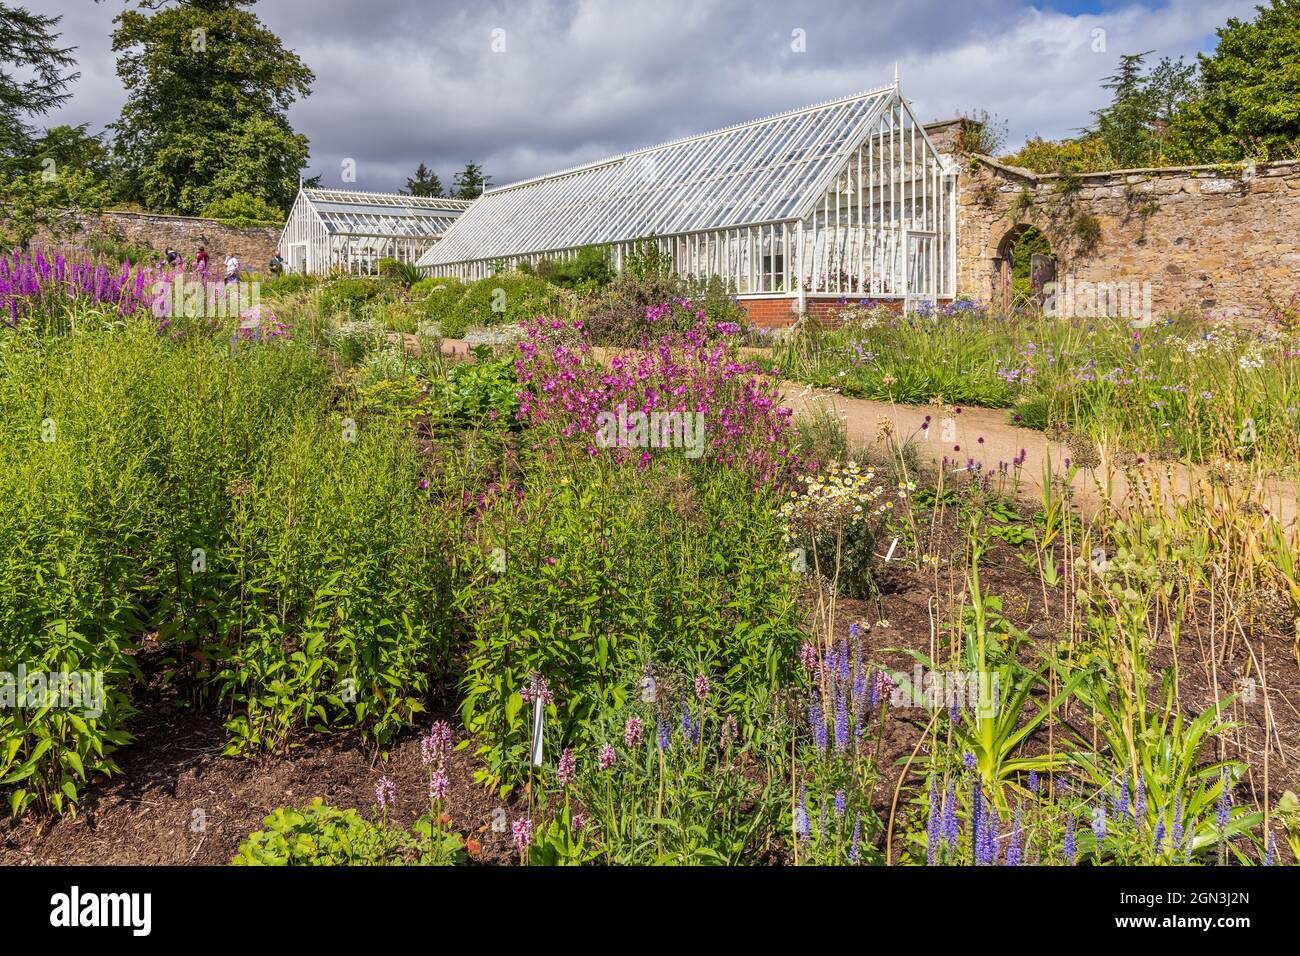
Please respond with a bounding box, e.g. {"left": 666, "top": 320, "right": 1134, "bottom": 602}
{"left": 195, "top": 244, "right": 209, "bottom": 274}
{"left": 269, "top": 249, "right": 284, "bottom": 277}
{"left": 224, "top": 251, "right": 240, "bottom": 284}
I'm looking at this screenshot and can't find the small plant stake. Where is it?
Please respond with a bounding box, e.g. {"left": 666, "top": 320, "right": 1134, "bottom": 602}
{"left": 530, "top": 696, "right": 545, "bottom": 768}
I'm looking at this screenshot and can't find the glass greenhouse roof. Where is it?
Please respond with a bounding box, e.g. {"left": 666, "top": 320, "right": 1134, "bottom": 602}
{"left": 302, "top": 189, "right": 473, "bottom": 239}
{"left": 418, "top": 86, "right": 900, "bottom": 268}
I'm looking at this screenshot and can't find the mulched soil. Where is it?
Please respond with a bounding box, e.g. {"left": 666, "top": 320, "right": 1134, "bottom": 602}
{"left": 4, "top": 505, "right": 1297, "bottom": 866}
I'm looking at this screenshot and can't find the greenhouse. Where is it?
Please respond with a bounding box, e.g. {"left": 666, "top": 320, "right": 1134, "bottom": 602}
{"left": 417, "top": 83, "right": 957, "bottom": 308}
{"left": 279, "top": 187, "right": 474, "bottom": 276}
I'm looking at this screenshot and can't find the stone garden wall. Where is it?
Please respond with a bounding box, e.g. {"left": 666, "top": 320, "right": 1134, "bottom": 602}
{"left": 36, "top": 209, "right": 282, "bottom": 270}
{"left": 956, "top": 155, "right": 1300, "bottom": 322}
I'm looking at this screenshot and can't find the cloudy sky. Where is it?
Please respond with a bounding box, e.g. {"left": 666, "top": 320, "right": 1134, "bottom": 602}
{"left": 30, "top": 0, "right": 1257, "bottom": 193}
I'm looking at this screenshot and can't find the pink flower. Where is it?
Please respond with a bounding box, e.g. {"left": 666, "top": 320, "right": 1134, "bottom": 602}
{"left": 799, "top": 641, "right": 818, "bottom": 672}
{"left": 694, "top": 674, "right": 710, "bottom": 701}
{"left": 557, "top": 747, "right": 576, "bottom": 786}
{"left": 598, "top": 743, "right": 617, "bottom": 771}
{"left": 511, "top": 817, "right": 533, "bottom": 855}
{"left": 624, "top": 717, "right": 644, "bottom": 748}
{"left": 429, "top": 769, "right": 449, "bottom": 801}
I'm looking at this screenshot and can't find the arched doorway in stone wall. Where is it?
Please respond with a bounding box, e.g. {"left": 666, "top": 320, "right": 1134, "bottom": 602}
{"left": 993, "top": 224, "right": 1054, "bottom": 313}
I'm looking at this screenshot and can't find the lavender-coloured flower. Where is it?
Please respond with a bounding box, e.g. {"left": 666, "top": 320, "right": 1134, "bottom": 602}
{"left": 849, "top": 812, "right": 862, "bottom": 863}
{"left": 963, "top": 751, "right": 977, "bottom": 772}
{"left": 794, "top": 785, "right": 810, "bottom": 841}
{"left": 1005, "top": 807, "right": 1023, "bottom": 866}
{"left": 374, "top": 775, "right": 396, "bottom": 811}
{"left": 1092, "top": 805, "right": 1107, "bottom": 844}
{"left": 657, "top": 716, "right": 670, "bottom": 751}
{"left": 1027, "top": 770, "right": 1039, "bottom": 795}
{"left": 834, "top": 788, "right": 846, "bottom": 819}
{"left": 1064, "top": 812, "right": 1076, "bottom": 864}
{"left": 942, "top": 779, "right": 958, "bottom": 849}
{"left": 1216, "top": 772, "right": 1232, "bottom": 828}
{"left": 927, "top": 776, "right": 941, "bottom": 865}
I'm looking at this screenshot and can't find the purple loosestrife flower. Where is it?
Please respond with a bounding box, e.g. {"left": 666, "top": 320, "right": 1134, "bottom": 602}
{"left": 598, "top": 743, "right": 617, "bottom": 771}
{"left": 1264, "top": 831, "right": 1276, "bottom": 866}
{"left": 624, "top": 716, "right": 644, "bottom": 748}
{"left": 1171, "top": 796, "right": 1184, "bottom": 848}
{"left": 1064, "top": 812, "right": 1076, "bottom": 864}
{"left": 374, "top": 775, "right": 396, "bottom": 812}
{"left": 849, "top": 812, "right": 862, "bottom": 863}
{"left": 511, "top": 817, "right": 533, "bottom": 855}
{"left": 834, "top": 789, "right": 846, "bottom": 819}
{"left": 557, "top": 747, "right": 576, "bottom": 787}
{"left": 1116, "top": 775, "right": 1130, "bottom": 818}
{"left": 1153, "top": 818, "right": 1165, "bottom": 854}
{"left": 1027, "top": 770, "right": 1039, "bottom": 796}
{"left": 1092, "top": 806, "right": 1107, "bottom": 844}
{"left": 657, "top": 716, "right": 670, "bottom": 751}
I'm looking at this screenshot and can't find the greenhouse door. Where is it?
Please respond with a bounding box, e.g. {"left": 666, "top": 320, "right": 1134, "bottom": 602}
{"left": 288, "top": 243, "right": 307, "bottom": 274}
{"left": 903, "top": 230, "right": 937, "bottom": 312}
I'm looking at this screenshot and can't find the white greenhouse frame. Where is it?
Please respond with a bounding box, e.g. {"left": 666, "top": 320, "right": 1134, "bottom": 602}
{"left": 417, "top": 84, "right": 957, "bottom": 307}
{"left": 279, "top": 188, "right": 474, "bottom": 276}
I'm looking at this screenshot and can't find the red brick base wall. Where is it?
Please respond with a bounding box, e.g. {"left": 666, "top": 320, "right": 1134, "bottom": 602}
{"left": 740, "top": 296, "right": 911, "bottom": 328}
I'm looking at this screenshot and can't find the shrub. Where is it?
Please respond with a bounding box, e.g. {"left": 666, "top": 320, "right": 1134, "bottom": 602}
{"left": 449, "top": 271, "right": 573, "bottom": 333}
{"left": 318, "top": 276, "right": 391, "bottom": 318}
{"left": 534, "top": 244, "right": 615, "bottom": 290}
{"left": 261, "top": 272, "right": 320, "bottom": 300}
{"left": 200, "top": 192, "right": 283, "bottom": 227}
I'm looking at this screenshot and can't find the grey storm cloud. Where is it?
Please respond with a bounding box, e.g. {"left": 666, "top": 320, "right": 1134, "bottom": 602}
{"left": 30, "top": 0, "right": 1258, "bottom": 193}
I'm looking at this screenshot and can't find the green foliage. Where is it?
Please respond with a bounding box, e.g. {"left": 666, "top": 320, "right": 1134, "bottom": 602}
{"left": 452, "top": 162, "right": 491, "bottom": 199}
{"left": 110, "top": 0, "right": 313, "bottom": 214}
{"left": 0, "top": 166, "right": 109, "bottom": 249}
{"left": 200, "top": 191, "right": 282, "bottom": 227}
{"left": 535, "top": 245, "right": 614, "bottom": 290}
{"left": 458, "top": 454, "right": 802, "bottom": 790}
{"left": 233, "top": 799, "right": 444, "bottom": 865}
{"left": 0, "top": 4, "right": 77, "bottom": 158}
{"left": 317, "top": 277, "right": 391, "bottom": 318}
{"left": 449, "top": 270, "right": 573, "bottom": 334}
{"left": 260, "top": 271, "right": 321, "bottom": 300}
{"left": 404, "top": 162, "right": 444, "bottom": 198}
{"left": 1167, "top": 0, "right": 1300, "bottom": 163}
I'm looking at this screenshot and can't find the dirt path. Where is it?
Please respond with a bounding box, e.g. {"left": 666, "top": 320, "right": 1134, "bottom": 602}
{"left": 419, "top": 332, "right": 1299, "bottom": 525}
{"left": 779, "top": 382, "right": 1300, "bottom": 526}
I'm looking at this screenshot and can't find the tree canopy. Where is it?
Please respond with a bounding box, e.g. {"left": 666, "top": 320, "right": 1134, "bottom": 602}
{"left": 109, "top": 0, "right": 314, "bottom": 215}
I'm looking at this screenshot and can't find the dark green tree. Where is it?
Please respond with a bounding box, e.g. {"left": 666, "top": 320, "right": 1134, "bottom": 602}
{"left": 110, "top": 0, "right": 314, "bottom": 215}
{"left": 452, "top": 162, "right": 492, "bottom": 199}
{"left": 1168, "top": 0, "right": 1300, "bottom": 163}
{"left": 404, "top": 162, "right": 443, "bottom": 197}
{"left": 0, "top": 3, "right": 77, "bottom": 160}
{"left": 1091, "top": 52, "right": 1196, "bottom": 168}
